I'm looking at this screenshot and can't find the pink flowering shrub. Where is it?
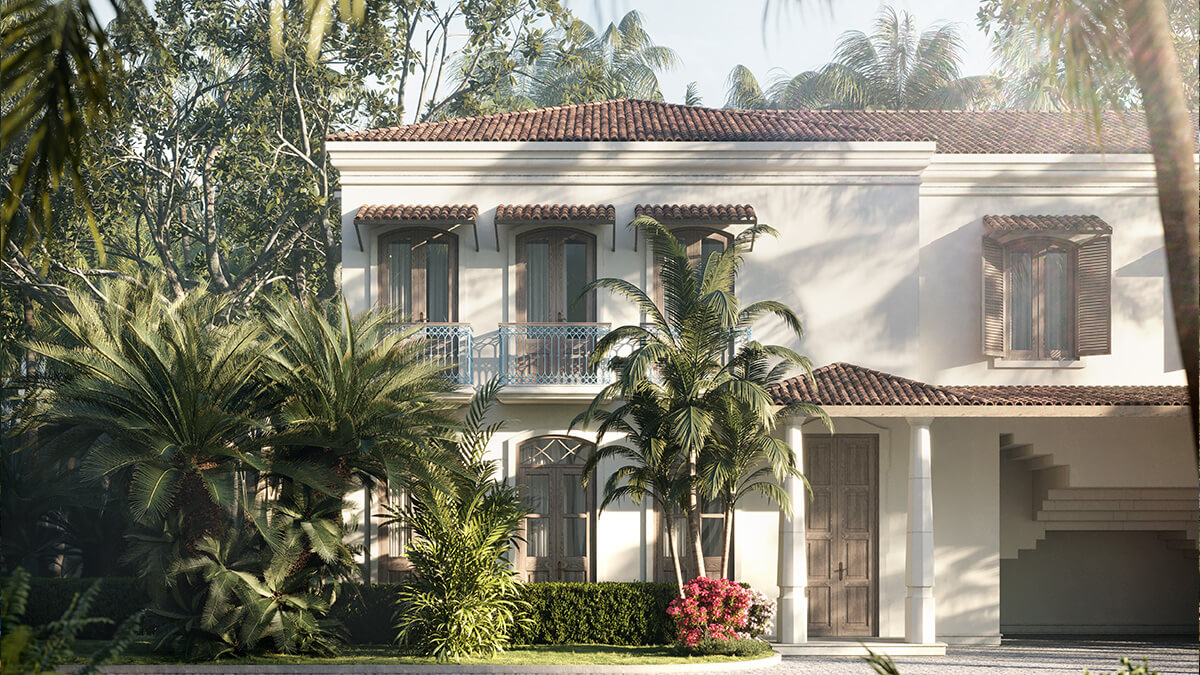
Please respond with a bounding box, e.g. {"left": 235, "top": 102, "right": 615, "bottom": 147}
{"left": 665, "top": 577, "right": 754, "bottom": 647}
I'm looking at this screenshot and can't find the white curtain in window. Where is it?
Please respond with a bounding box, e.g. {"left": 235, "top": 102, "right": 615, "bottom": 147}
{"left": 527, "top": 240, "right": 551, "bottom": 322}
{"left": 1045, "top": 250, "right": 1072, "bottom": 352}
{"left": 426, "top": 242, "right": 450, "bottom": 322}
{"left": 389, "top": 241, "right": 412, "bottom": 319}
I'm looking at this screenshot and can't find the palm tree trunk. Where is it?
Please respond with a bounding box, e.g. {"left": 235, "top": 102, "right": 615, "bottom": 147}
{"left": 719, "top": 499, "right": 734, "bottom": 580}
{"left": 687, "top": 448, "right": 707, "bottom": 578}
{"left": 663, "top": 508, "right": 686, "bottom": 598}
{"left": 1121, "top": 0, "right": 1200, "bottom": 453}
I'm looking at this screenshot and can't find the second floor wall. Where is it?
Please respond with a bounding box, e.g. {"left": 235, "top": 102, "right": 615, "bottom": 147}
{"left": 334, "top": 142, "right": 1185, "bottom": 387}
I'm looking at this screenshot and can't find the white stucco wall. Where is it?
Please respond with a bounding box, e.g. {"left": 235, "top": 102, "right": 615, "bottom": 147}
{"left": 333, "top": 141, "right": 1194, "bottom": 641}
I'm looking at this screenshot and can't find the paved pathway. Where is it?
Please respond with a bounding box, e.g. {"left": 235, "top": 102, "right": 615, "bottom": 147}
{"left": 750, "top": 639, "right": 1199, "bottom": 675}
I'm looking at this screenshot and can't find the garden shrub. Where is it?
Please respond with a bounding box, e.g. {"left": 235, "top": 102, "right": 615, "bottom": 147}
{"left": 673, "top": 636, "right": 772, "bottom": 657}
{"left": 511, "top": 582, "right": 677, "bottom": 646}
{"left": 666, "top": 577, "right": 753, "bottom": 647}
{"left": 333, "top": 581, "right": 677, "bottom": 646}
{"left": 16, "top": 576, "right": 147, "bottom": 639}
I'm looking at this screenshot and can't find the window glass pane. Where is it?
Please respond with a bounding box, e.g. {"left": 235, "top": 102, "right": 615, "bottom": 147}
{"left": 1009, "top": 250, "right": 1032, "bottom": 352}
{"left": 526, "top": 240, "right": 551, "bottom": 322}
{"left": 699, "top": 238, "right": 723, "bottom": 276}
{"left": 564, "top": 240, "right": 588, "bottom": 322}
{"left": 564, "top": 518, "right": 587, "bottom": 557}
{"left": 1045, "top": 249, "right": 1072, "bottom": 353}
{"left": 562, "top": 474, "right": 585, "bottom": 514}
{"left": 701, "top": 518, "right": 723, "bottom": 557}
{"left": 664, "top": 517, "right": 688, "bottom": 558}
{"left": 388, "top": 241, "right": 412, "bottom": 318}
{"left": 526, "top": 518, "right": 548, "bottom": 557}
{"left": 701, "top": 497, "right": 724, "bottom": 514}
{"left": 426, "top": 241, "right": 450, "bottom": 322}
{"left": 387, "top": 522, "right": 407, "bottom": 558}
{"left": 523, "top": 475, "right": 549, "bottom": 514}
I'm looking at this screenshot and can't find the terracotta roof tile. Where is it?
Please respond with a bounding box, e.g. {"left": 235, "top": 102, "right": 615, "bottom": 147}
{"left": 983, "top": 215, "right": 1112, "bottom": 234}
{"left": 495, "top": 204, "right": 615, "bottom": 223}
{"left": 355, "top": 204, "right": 477, "bottom": 223}
{"left": 771, "top": 363, "right": 1187, "bottom": 407}
{"left": 327, "top": 99, "right": 1199, "bottom": 154}
{"left": 634, "top": 204, "right": 757, "bottom": 223}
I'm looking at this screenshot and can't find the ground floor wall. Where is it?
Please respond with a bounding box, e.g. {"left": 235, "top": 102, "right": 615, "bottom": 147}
{"left": 352, "top": 406, "right": 1195, "bottom": 644}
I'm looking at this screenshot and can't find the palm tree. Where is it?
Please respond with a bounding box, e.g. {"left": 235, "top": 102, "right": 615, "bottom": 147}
{"left": 700, "top": 344, "right": 829, "bottom": 579}
{"left": 520, "top": 10, "right": 679, "bottom": 107}
{"left": 28, "top": 277, "right": 267, "bottom": 546}
{"left": 576, "top": 386, "right": 690, "bottom": 592}
{"left": 728, "top": 6, "right": 995, "bottom": 110}
{"left": 578, "top": 217, "right": 815, "bottom": 580}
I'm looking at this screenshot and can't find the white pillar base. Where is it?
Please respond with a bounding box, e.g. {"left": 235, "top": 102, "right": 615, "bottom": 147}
{"left": 777, "top": 420, "right": 808, "bottom": 644}
{"left": 905, "top": 587, "right": 937, "bottom": 645}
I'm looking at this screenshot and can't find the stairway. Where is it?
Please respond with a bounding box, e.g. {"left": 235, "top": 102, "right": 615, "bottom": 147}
{"left": 1000, "top": 434, "right": 1198, "bottom": 559}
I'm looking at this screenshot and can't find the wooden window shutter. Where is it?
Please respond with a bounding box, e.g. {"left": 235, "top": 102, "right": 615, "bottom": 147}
{"left": 1076, "top": 235, "right": 1112, "bottom": 356}
{"left": 981, "top": 236, "right": 1005, "bottom": 357}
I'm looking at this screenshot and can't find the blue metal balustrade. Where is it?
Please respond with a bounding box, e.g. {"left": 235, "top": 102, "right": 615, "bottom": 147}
{"left": 499, "top": 323, "right": 611, "bottom": 385}
{"left": 390, "top": 323, "right": 473, "bottom": 386}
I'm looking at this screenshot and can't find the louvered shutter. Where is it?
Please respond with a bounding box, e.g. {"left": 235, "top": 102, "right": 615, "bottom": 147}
{"left": 982, "top": 236, "right": 1005, "bottom": 357}
{"left": 1076, "top": 235, "right": 1112, "bottom": 356}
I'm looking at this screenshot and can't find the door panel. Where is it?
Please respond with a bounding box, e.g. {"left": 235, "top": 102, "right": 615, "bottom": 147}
{"left": 518, "top": 437, "right": 594, "bottom": 582}
{"left": 805, "top": 434, "right": 878, "bottom": 637}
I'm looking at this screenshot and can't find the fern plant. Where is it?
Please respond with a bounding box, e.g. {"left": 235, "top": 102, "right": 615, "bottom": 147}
{"left": 380, "top": 379, "right": 532, "bottom": 661}
{"left": 0, "top": 568, "right": 141, "bottom": 675}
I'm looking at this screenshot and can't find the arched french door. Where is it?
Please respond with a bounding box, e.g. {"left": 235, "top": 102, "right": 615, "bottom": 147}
{"left": 516, "top": 436, "right": 595, "bottom": 582}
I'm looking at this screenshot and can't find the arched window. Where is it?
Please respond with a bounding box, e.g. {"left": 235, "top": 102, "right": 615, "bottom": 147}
{"left": 653, "top": 227, "right": 734, "bottom": 308}
{"left": 516, "top": 436, "right": 595, "bottom": 582}
{"left": 378, "top": 228, "right": 458, "bottom": 322}
{"left": 516, "top": 228, "right": 596, "bottom": 323}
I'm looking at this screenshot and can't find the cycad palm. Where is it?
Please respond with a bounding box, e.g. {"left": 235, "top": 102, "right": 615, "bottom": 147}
{"left": 578, "top": 217, "right": 814, "bottom": 580}
{"left": 28, "top": 277, "right": 267, "bottom": 544}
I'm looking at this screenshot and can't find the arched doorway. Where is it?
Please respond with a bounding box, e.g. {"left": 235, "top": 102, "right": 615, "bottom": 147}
{"left": 516, "top": 435, "right": 595, "bottom": 582}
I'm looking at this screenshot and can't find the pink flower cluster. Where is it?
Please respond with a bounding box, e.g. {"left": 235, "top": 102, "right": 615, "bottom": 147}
{"left": 665, "top": 577, "right": 753, "bottom": 647}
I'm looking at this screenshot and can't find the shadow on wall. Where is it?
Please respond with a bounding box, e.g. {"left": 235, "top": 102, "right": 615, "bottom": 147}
{"left": 1114, "top": 246, "right": 1182, "bottom": 373}
{"left": 1000, "top": 530, "right": 1199, "bottom": 635}
{"left": 918, "top": 219, "right": 985, "bottom": 371}
{"left": 747, "top": 187, "right": 920, "bottom": 376}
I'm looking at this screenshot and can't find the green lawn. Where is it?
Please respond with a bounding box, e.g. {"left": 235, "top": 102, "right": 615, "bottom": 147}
{"left": 73, "top": 641, "right": 773, "bottom": 666}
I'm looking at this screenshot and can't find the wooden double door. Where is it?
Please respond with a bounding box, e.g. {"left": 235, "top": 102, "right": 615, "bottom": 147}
{"left": 517, "top": 436, "right": 594, "bottom": 582}
{"left": 805, "top": 434, "right": 879, "bottom": 637}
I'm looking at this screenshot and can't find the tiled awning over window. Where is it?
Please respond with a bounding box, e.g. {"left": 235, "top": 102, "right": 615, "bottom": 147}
{"left": 983, "top": 215, "right": 1112, "bottom": 235}
{"left": 352, "top": 204, "right": 479, "bottom": 251}
{"left": 770, "top": 362, "right": 1187, "bottom": 408}
{"left": 496, "top": 204, "right": 616, "bottom": 251}
{"left": 495, "top": 204, "right": 615, "bottom": 223}
{"left": 634, "top": 204, "right": 757, "bottom": 224}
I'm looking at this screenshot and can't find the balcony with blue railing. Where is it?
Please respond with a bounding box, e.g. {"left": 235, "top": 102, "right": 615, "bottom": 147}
{"left": 499, "top": 322, "right": 611, "bottom": 386}
{"left": 389, "top": 322, "right": 473, "bottom": 387}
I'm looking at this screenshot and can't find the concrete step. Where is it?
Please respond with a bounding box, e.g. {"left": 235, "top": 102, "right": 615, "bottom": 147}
{"left": 1034, "top": 519, "right": 1198, "bottom": 534}
{"left": 1040, "top": 498, "right": 1197, "bottom": 511}
{"left": 1045, "top": 487, "right": 1197, "bottom": 501}
{"left": 1036, "top": 509, "right": 1196, "bottom": 522}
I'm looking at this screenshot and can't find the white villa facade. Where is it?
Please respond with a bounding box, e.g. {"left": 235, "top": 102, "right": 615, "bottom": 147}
{"left": 329, "top": 100, "right": 1198, "bottom": 650}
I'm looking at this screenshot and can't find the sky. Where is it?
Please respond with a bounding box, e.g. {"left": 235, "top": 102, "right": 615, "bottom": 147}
{"left": 565, "top": 0, "right": 998, "bottom": 107}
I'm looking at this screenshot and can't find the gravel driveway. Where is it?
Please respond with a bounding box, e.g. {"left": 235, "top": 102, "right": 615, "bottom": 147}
{"left": 749, "top": 639, "right": 1199, "bottom": 675}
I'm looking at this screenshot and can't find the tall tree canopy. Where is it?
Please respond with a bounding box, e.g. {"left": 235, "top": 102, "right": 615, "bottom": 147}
{"left": 726, "top": 5, "right": 995, "bottom": 110}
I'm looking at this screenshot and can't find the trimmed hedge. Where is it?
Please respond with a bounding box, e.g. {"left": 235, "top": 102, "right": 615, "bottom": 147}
{"left": 331, "top": 582, "right": 677, "bottom": 646}
{"left": 15, "top": 576, "right": 147, "bottom": 639}
{"left": 511, "top": 582, "right": 676, "bottom": 646}
{"left": 12, "top": 578, "right": 679, "bottom": 647}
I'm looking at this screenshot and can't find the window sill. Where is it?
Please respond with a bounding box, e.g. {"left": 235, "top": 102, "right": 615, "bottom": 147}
{"left": 992, "top": 358, "right": 1084, "bottom": 369}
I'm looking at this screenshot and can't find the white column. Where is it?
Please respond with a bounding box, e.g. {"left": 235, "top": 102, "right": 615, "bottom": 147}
{"left": 905, "top": 417, "right": 936, "bottom": 644}
{"left": 776, "top": 419, "right": 807, "bottom": 644}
